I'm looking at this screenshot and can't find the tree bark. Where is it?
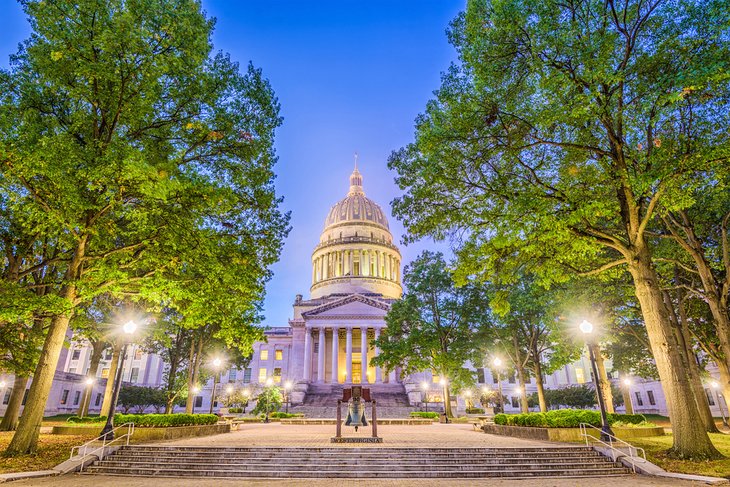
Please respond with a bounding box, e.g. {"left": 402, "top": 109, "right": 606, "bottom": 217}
{"left": 629, "top": 250, "right": 721, "bottom": 459}
{"left": 443, "top": 382, "right": 453, "bottom": 418}
{"left": 621, "top": 386, "right": 634, "bottom": 414}
{"left": 164, "top": 359, "right": 180, "bottom": 414}
{"left": 516, "top": 364, "right": 529, "bottom": 413}
{"left": 185, "top": 334, "right": 204, "bottom": 414}
{"left": 100, "top": 346, "right": 121, "bottom": 418}
{"left": 5, "top": 312, "right": 74, "bottom": 455}
{"left": 529, "top": 345, "right": 548, "bottom": 412}
{"left": 0, "top": 376, "right": 29, "bottom": 432}
{"left": 78, "top": 340, "right": 106, "bottom": 417}
{"left": 592, "top": 345, "right": 614, "bottom": 414}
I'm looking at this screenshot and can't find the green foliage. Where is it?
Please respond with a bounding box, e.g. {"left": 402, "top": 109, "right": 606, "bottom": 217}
{"left": 113, "top": 413, "right": 218, "bottom": 427}
{"left": 542, "top": 385, "right": 597, "bottom": 410}
{"left": 117, "top": 386, "right": 167, "bottom": 414}
{"left": 410, "top": 412, "right": 440, "bottom": 419}
{"left": 268, "top": 412, "right": 303, "bottom": 419}
{"left": 611, "top": 420, "right": 657, "bottom": 428}
{"left": 66, "top": 415, "right": 106, "bottom": 424}
{"left": 250, "top": 386, "right": 282, "bottom": 416}
{"left": 494, "top": 409, "right": 646, "bottom": 428}
{"left": 466, "top": 407, "right": 485, "bottom": 414}
{"left": 227, "top": 407, "right": 243, "bottom": 414}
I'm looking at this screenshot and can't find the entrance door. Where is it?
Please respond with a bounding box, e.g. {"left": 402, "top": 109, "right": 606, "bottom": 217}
{"left": 352, "top": 362, "right": 361, "bottom": 383}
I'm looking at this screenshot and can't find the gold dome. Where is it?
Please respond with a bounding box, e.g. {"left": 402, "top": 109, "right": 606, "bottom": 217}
{"left": 323, "top": 167, "right": 389, "bottom": 230}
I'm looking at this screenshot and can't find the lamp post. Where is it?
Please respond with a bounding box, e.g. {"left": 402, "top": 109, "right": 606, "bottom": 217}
{"left": 99, "top": 320, "right": 137, "bottom": 440}
{"left": 579, "top": 320, "right": 614, "bottom": 440}
{"left": 464, "top": 390, "right": 473, "bottom": 411}
{"left": 242, "top": 389, "right": 250, "bottom": 415}
{"left": 421, "top": 381, "right": 430, "bottom": 412}
{"left": 225, "top": 385, "right": 234, "bottom": 409}
{"left": 493, "top": 358, "right": 505, "bottom": 413}
{"left": 439, "top": 377, "right": 449, "bottom": 423}
{"left": 284, "top": 380, "right": 292, "bottom": 414}
{"left": 191, "top": 386, "right": 200, "bottom": 414}
{"left": 711, "top": 381, "right": 729, "bottom": 427}
{"left": 209, "top": 358, "right": 222, "bottom": 414}
{"left": 264, "top": 377, "right": 273, "bottom": 423}
{"left": 623, "top": 378, "right": 634, "bottom": 414}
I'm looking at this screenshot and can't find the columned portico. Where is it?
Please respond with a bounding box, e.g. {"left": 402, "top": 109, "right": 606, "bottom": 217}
{"left": 345, "top": 327, "right": 353, "bottom": 382}
{"left": 317, "top": 326, "right": 326, "bottom": 383}
{"left": 303, "top": 327, "right": 312, "bottom": 381}
{"left": 374, "top": 328, "right": 382, "bottom": 383}
{"left": 331, "top": 327, "right": 339, "bottom": 383}
{"left": 360, "top": 327, "right": 368, "bottom": 384}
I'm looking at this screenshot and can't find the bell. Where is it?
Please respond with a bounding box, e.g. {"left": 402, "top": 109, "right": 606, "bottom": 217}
{"left": 345, "top": 397, "right": 368, "bottom": 431}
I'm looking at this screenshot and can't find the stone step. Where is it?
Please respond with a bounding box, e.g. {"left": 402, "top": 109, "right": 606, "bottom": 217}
{"left": 84, "top": 466, "right": 630, "bottom": 478}
{"left": 115, "top": 446, "right": 596, "bottom": 453}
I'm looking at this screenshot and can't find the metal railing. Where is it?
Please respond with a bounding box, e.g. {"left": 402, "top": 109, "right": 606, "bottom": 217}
{"left": 579, "top": 422, "right": 646, "bottom": 472}
{"left": 70, "top": 422, "right": 135, "bottom": 472}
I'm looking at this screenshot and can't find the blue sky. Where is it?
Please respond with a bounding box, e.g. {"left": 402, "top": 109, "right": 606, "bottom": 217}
{"left": 0, "top": 1, "right": 460, "bottom": 325}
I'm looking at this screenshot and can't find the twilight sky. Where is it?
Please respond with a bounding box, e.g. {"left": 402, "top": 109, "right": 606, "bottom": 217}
{"left": 0, "top": 0, "right": 460, "bottom": 326}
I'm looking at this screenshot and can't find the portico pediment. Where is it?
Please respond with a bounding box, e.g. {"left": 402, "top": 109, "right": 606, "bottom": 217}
{"left": 301, "top": 294, "right": 390, "bottom": 320}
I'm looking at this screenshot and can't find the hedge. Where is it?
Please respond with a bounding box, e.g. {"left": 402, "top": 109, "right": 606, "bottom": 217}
{"left": 268, "top": 412, "right": 304, "bottom": 418}
{"left": 410, "top": 412, "right": 439, "bottom": 419}
{"left": 466, "top": 407, "right": 485, "bottom": 414}
{"left": 493, "top": 409, "right": 646, "bottom": 428}
{"left": 228, "top": 407, "right": 243, "bottom": 413}
{"left": 67, "top": 415, "right": 107, "bottom": 424}
{"left": 113, "top": 413, "right": 219, "bottom": 427}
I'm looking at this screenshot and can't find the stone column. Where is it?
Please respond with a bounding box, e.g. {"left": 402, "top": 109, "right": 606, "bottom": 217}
{"left": 375, "top": 251, "right": 380, "bottom": 278}
{"left": 345, "top": 327, "right": 353, "bottom": 383}
{"left": 317, "top": 326, "right": 326, "bottom": 383}
{"left": 331, "top": 327, "right": 339, "bottom": 383}
{"left": 312, "top": 260, "right": 317, "bottom": 283}
{"left": 303, "top": 327, "right": 312, "bottom": 381}
{"left": 361, "top": 327, "right": 368, "bottom": 384}
{"left": 363, "top": 250, "right": 369, "bottom": 276}
{"left": 374, "top": 328, "right": 383, "bottom": 383}
{"left": 386, "top": 255, "right": 391, "bottom": 280}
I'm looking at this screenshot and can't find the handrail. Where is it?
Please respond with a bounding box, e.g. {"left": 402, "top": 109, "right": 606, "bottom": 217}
{"left": 579, "top": 422, "right": 646, "bottom": 473}
{"left": 70, "top": 422, "right": 135, "bottom": 472}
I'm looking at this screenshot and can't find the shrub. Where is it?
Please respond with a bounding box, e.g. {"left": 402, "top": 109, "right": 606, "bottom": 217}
{"left": 410, "top": 412, "right": 439, "bottom": 419}
{"left": 228, "top": 407, "right": 243, "bottom": 413}
{"left": 268, "top": 412, "right": 304, "bottom": 419}
{"left": 113, "top": 413, "right": 219, "bottom": 427}
{"left": 493, "top": 410, "right": 648, "bottom": 428}
{"left": 611, "top": 420, "right": 656, "bottom": 428}
{"left": 466, "top": 407, "right": 485, "bottom": 414}
{"left": 67, "top": 415, "right": 107, "bottom": 424}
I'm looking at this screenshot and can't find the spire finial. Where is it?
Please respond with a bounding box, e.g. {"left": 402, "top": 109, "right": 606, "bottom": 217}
{"left": 349, "top": 153, "right": 363, "bottom": 195}
{"left": 354, "top": 152, "right": 359, "bottom": 171}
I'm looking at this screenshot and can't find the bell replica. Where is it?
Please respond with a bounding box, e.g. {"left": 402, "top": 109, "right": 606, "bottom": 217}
{"left": 345, "top": 386, "right": 368, "bottom": 431}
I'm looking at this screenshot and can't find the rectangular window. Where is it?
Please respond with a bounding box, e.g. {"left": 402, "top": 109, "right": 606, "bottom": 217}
{"left": 635, "top": 392, "right": 644, "bottom": 406}
{"left": 647, "top": 390, "right": 656, "bottom": 406}
{"left": 477, "top": 369, "right": 485, "bottom": 384}
{"left": 511, "top": 396, "right": 519, "bottom": 408}
{"left": 432, "top": 375, "right": 440, "bottom": 384}
{"left": 243, "top": 368, "right": 252, "bottom": 383}
{"left": 68, "top": 367, "right": 77, "bottom": 374}
{"left": 3, "top": 390, "right": 10, "bottom": 405}
{"left": 71, "top": 349, "right": 81, "bottom": 360}
{"left": 258, "top": 368, "right": 267, "bottom": 383}
{"left": 260, "top": 349, "right": 269, "bottom": 361}
{"left": 575, "top": 368, "right": 585, "bottom": 384}
{"left": 195, "top": 396, "right": 203, "bottom": 407}
{"left": 95, "top": 393, "right": 102, "bottom": 406}
{"left": 129, "top": 367, "right": 139, "bottom": 383}
{"left": 228, "top": 369, "right": 237, "bottom": 381}
{"left": 508, "top": 374, "right": 516, "bottom": 384}
{"left": 103, "top": 350, "right": 112, "bottom": 360}
{"left": 706, "top": 388, "right": 716, "bottom": 406}
{"left": 273, "top": 368, "right": 282, "bottom": 383}
{"left": 73, "top": 391, "right": 81, "bottom": 405}
{"left": 101, "top": 368, "right": 110, "bottom": 379}
{"left": 134, "top": 349, "right": 143, "bottom": 360}
{"left": 60, "top": 390, "right": 69, "bottom": 405}
{"left": 493, "top": 374, "right": 498, "bottom": 384}
{"left": 275, "top": 349, "right": 283, "bottom": 361}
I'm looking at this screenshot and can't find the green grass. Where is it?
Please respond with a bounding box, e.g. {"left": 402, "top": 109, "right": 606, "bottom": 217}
{"left": 0, "top": 432, "right": 95, "bottom": 474}
{"left": 631, "top": 433, "right": 730, "bottom": 479}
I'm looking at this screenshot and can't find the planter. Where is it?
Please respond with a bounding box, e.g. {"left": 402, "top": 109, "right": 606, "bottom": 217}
{"left": 482, "top": 423, "right": 664, "bottom": 442}
{"left": 52, "top": 423, "right": 230, "bottom": 441}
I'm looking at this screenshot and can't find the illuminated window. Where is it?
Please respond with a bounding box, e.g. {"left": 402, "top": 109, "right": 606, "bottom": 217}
{"left": 275, "top": 349, "right": 283, "bottom": 361}
{"left": 101, "top": 368, "right": 109, "bottom": 379}
{"left": 575, "top": 368, "right": 585, "bottom": 384}
{"left": 134, "top": 349, "right": 143, "bottom": 360}
{"left": 258, "top": 368, "right": 267, "bottom": 383}
{"left": 432, "top": 375, "right": 440, "bottom": 384}
{"left": 260, "top": 349, "right": 269, "bottom": 361}
{"left": 273, "top": 368, "right": 282, "bottom": 383}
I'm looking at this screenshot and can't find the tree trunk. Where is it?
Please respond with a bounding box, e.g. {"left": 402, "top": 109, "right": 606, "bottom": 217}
{"left": 621, "top": 386, "right": 634, "bottom": 414}
{"left": 5, "top": 312, "right": 74, "bottom": 455}
{"left": 516, "top": 365, "right": 529, "bottom": 413}
{"left": 592, "top": 345, "right": 614, "bottom": 414}
{"left": 629, "top": 251, "right": 721, "bottom": 459}
{"left": 185, "top": 334, "right": 203, "bottom": 414}
{"left": 530, "top": 348, "right": 548, "bottom": 413}
{"left": 164, "top": 360, "right": 180, "bottom": 414}
{"left": 443, "top": 382, "right": 453, "bottom": 417}
{"left": 0, "top": 376, "right": 29, "bottom": 432}
{"left": 78, "top": 341, "right": 105, "bottom": 417}
{"left": 100, "top": 346, "right": 121, "bottom": 418}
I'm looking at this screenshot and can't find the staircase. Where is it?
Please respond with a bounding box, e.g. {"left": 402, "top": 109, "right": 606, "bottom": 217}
{"left": 85, "top": 446, "right": 631, "bottom": 479}
{"left": 291, "top": 383, "right": 417, "bottom": 418}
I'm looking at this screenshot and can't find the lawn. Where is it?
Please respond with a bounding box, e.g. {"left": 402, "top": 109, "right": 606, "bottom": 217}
{"left": 0, "top": 432, "right": 95, "bottom": 474}
{"left": 631, "top": 433, "right": 730, "bottom": 479}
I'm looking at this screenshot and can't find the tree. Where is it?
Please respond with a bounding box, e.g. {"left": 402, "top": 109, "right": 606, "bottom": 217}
{"left": 251, "top": 385, "right": 282, "bottom": 417}
{"left": 2, "top": 0, "right": 288, "bottom": 455}
{"left": 388, "top": 0, "right": 727, "bottom": 458}
{"left": 372, "top": 251, "right": 490, "bottom": 417}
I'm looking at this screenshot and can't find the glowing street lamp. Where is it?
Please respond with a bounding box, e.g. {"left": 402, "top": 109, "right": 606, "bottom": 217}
{"left": 242, "top": 389, "right": 251, "bottom": 415}
{"left": 579, "top": 320, "right": 613, "bottom": 440}
{"left": 710, "top": 381, "right": 729, "bottom": 427}
{"left": 191, "top": 385, "right": 200, "bottom": 414}
{"left": 209, "top": 357, "right": 223, "bottom": 414}
{"left": 100, "top": 320, "right": 138, "bottom": 439}
{"left": 464, "top": 389, "right": 473, "bottom": 410}
{"left": 493, "top": 357, "right": 505, "bottom": 413}
{"left": 78, "top": 377, "right": 95, "bottom": 419}
{"left": 421, "top": 381, "right": 430, "bottom": 412}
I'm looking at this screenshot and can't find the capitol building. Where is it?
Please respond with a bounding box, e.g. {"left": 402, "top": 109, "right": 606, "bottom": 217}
{"left": 0, "top": 164, "right": 708, "bottom": 418}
